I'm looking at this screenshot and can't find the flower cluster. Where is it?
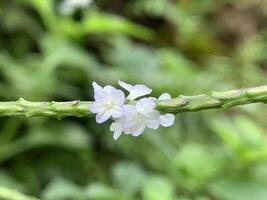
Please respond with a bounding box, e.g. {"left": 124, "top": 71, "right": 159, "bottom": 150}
{"left": 89, "top": 81, "right": 175, "bottom": 140}
{"left": 59, "top": 0, "right": 93, "bottom": 15}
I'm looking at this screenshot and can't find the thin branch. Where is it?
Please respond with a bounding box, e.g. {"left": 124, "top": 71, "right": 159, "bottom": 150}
{"left": 0, "top": 85, "right": 267, "bottom": 118}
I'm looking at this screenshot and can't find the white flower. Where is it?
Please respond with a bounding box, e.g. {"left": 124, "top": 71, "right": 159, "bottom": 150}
{"left": 122, "top": 98, "right": 160, "bottom": 137}
{"left": 90, "top": 81, "right": 176, "bottom": 140}
{"left": 157, "top": 93, "right": 175, "bottom": 127}
{"left": 60, "top": 0, "right": 93, "bottom": 15}
{"left": 118, "top": 80, "right": 152, "bottom": 101}
{"left": 107, "top": 93, "right": 175, "bottom": 140}
{"left": 89, "top": 82, "right": 125, "bottom": 123}
{"left": 109, "top": 117, "right": 130, "bottom": 140}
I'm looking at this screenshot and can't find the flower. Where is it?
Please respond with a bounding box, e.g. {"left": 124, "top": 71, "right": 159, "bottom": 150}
{"left": 90, "top": 81, "right": 176, "bottom": 140}
{"left": 89, "top": 82, "right": 125, "bottom": 123}
{"left": 157, "top": 93, "right": 175, "bottom": 127}
{"left": 60, "top": 0, "right": 93, "bottom": 15}
{"left": 109, "top": 98, "right": 160, "bottom": 139}
{"left": 122, "top": 98, "right": 160, "bottom": 136}
{"left": 118, "top": 80, "right": 152, "bottom": 101}
{"left": 109, "top": 117, "right": 131, "bottom": 140}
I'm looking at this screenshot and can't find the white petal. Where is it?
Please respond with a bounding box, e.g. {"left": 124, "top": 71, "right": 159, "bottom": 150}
{"left": 110, "top": 105, "right": 123, "bottom": 118}
{"left": 113, "top": 130, "right": 122, "bottom": 140}
{"left": 123, "top": 105, "right": 137, "bottom": 115}
{"left": 109, "top": 90, "right": 125, "bottom": 105}
{"left": 104, "top": 85, "right": 116, "bottom": 93}
{"left": 127, "top": 84, "right": 152, "bottom": 100}
{"left": 118, "top": 80, "right": 133, "bottom": 91}
{"left": 160, "top": 114, "right": 175, "bottom": 127}
{"left": 118, "top": 80, "right": 152, "bottom": 100}
{"left": 96, "top": 111, "right": 111, "bottom": 123}
{"left": 158, "top": 93, "right": 171, "bottom": 100}
{"left": 89, "top": 102, "right": 105, "bottom": 113}
{"left": 94, "top": 90, "right": 107, "bottom": 102}
{"left": 130, "top": 123, "right": 146, "bottom": 137}
{"left": 146, "top": 110, "right": 160, "bottom": 129}
{"left": 110, "top": 122, "right": 123, "bottom": 140}
{"left": 92, "top": 82, "right": 103, "bottom": 92}
{"left": 136, "top": 98, "right": 156, "bottom": 113}
{"left": 135, "top": 84, "right": 152, "bottom": 94}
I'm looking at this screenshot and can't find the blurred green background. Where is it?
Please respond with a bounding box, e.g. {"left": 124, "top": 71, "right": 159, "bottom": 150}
{"left": 0, "top": 0, "right": 267, "bottom": 199}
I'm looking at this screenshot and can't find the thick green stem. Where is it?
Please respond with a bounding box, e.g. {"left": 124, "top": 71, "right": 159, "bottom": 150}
{"left": 0, "top": 99, "right": 92, "bottom": 119}
{"left": 156, "top": 85, "right": 267, "bottom": 113}
{"left": 0, "top": 85, "right": 267, "bottom": 118}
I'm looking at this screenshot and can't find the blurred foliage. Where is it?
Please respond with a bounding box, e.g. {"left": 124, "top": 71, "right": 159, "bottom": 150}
{"left": 0, "top": 0, "right": 267, "bottom": 199}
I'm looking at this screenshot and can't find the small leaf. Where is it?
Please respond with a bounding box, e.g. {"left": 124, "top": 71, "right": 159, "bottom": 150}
{"left": 142, "top": 176, "right": 175, "bottom": 200}
{"left": 209, "top": 177, "right": 267, "bottom": 200}
{"left": 42, "top": 178, "right": 84, "bottom": 200}
{"left": 111, "top": 161, "right": 147, "bottom": 194}
{"left": 85, "top": 182, "right": 130, "bottom": 200}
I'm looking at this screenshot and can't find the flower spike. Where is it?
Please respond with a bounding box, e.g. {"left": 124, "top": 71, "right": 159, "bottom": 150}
{"left": 90, "top": 81, "right": 175, "bottom": 140}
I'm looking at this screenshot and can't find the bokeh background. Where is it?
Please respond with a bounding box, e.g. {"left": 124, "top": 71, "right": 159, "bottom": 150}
{"left": 0, "top": 0, "right": 267, "bottom": 199}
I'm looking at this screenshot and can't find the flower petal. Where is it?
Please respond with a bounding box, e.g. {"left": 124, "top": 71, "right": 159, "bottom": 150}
{"left": 160, "top": 114, "right": 175, "bottom": 127}
{"left": 130, "top": 123, "right": 146, "bottom": 137}
{"left": 146, "top": 110, "right": 160, "bottom": 129}
{"left": 92, "top": 82, "right": 103, "bottom": 92}
{"left": 96, "top": 111, "right": 111, "bottom": 123}
{"left": 123, "top": 105, "right": 137, "bottom": 115}
{"left": 94, "top": 90, "right": 107, "bottom": 102}
{"left": 110, "top": 105, "right": 123, "bottom": 118}
{"left": 89, "top": 102, "right": 105, "bottom": 113}
{"left": 118, "top": 80, "right": 152, "bottom": 100}
{"left": 110, "top": 122, "right": 123, "bottom": 140}
{"left": 118, "top": 80, "right": 133, "bottom": 91}
{"left": 104, "top": 85, "right": 116, "bottom": 93}
{"left": 136, "top": 98, "right": 156, "bottom": 113}
{"left": 109, "top": 90, "right": 125, "bottom": 105}
{"left": 127, "top": 85, "right": 152, "bottom": 100}
{"left": 158, "top": 93, "right": 171, "bottom": 100}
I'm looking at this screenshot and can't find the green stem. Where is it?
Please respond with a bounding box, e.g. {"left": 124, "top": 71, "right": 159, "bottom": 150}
{"left": 0, "top": 99, "right": 92, "bottom": 119}
{"left": 156, "top": 85, "right": 267, "bottom": 113}
{"left": 0, "top": 85, "right": 267, "bottom": 118}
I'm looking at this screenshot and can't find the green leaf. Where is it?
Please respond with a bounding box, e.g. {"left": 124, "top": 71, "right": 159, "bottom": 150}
{"left": 142, "top": 176, "right": 175, "bottom": 200}
{"left": 111, "top": 161, "right": 147, "bottom": 194}
{"left": 26, "top": 123, "right": 90, "bottom": 149}
{"left": 42, "top": 178, "right": 84, "bottom": 200}
{"left": 59, "top": 13, "right": 155, "bottom": 40}
{"left": 174, "top": 143, "right": 222, "bottom": 191}
{"left": 210, "top": 117, "right": 243, "bottom": 153}
{"left": 0, "top": 171, "right": 24, "bottom": 192}
{"left": 0, "top": 186, "right": 39, "bottom": 200}
{"left": 85, "top": 182, "right": 130, "bottom": 200}
{"left": 209, "top": 177, "right": 267, "bottom": 200}
{"left": 82, "top": 13, "right": 155, "bottom": 40}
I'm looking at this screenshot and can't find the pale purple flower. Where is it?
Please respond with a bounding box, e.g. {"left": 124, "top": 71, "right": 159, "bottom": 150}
{"left": 118, "top": 80, "right": 152, "bottom": 101}
{"left": 122, "top": 98, "right": 160, "bottom": 137}
{"left": 89, "top": 82, "right": 125, "bottom": 123}
{"left": 109, "top": 116, "right": 132, "bottom": 140}
{"left": 90, "top": 81, "right": 176, "bottom": 140}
